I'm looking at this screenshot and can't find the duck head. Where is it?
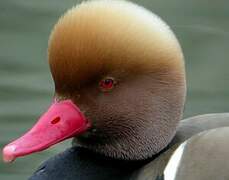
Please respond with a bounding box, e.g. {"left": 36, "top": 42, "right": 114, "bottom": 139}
{"left": 3, "top": 0, "right": 186, "bottom": 162}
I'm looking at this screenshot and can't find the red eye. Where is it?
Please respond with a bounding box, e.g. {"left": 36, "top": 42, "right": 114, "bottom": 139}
{"left": 99, "top": 78, "right": 115, "bottom": 91}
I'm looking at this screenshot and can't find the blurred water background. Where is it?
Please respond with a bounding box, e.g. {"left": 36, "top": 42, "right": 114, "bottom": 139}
{"left": 0, "top": 0, "right": 229, "bottom": 179}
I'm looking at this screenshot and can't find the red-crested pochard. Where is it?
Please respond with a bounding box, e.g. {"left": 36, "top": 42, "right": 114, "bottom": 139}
{"left": 3, "top": 1, "right": 229, "bottom": 180}
{"left": 3, "top": 0, "right": 186, "bottom": 162}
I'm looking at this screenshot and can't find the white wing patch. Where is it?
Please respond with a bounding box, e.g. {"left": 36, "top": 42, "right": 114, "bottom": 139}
{"left": 164, "top": 141, "right": 187, "bottom": 180}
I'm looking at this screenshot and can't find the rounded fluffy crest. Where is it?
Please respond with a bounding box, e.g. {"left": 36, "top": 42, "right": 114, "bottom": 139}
{"left": 48, "top": 0, "right": 184, "bottom": 91}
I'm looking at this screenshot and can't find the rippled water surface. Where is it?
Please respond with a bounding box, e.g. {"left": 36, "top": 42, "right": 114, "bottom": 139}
{"left": 0, "top": 0, "right": 229, "bottom": 179}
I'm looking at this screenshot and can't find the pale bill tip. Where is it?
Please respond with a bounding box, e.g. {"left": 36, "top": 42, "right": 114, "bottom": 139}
{"left": 2, "top": 145, "right": 17, "bottom": 163}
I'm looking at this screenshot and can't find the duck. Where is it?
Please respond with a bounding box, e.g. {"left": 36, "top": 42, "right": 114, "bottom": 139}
{"left": 2, "top": 0, "right": 229, "bottom": 180}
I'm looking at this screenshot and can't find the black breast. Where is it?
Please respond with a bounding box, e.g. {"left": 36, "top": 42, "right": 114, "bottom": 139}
{"left": 29, "top": 146, "right": 149, "bottom": 180}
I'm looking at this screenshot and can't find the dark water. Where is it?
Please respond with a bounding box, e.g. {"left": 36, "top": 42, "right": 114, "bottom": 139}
{"left": 0, "top": 0, "right": 229, "bottom": 179}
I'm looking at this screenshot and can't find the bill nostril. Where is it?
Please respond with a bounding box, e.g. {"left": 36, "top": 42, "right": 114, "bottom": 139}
{"left": 51, "top": 117, "right": 61, "bottom": 124}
